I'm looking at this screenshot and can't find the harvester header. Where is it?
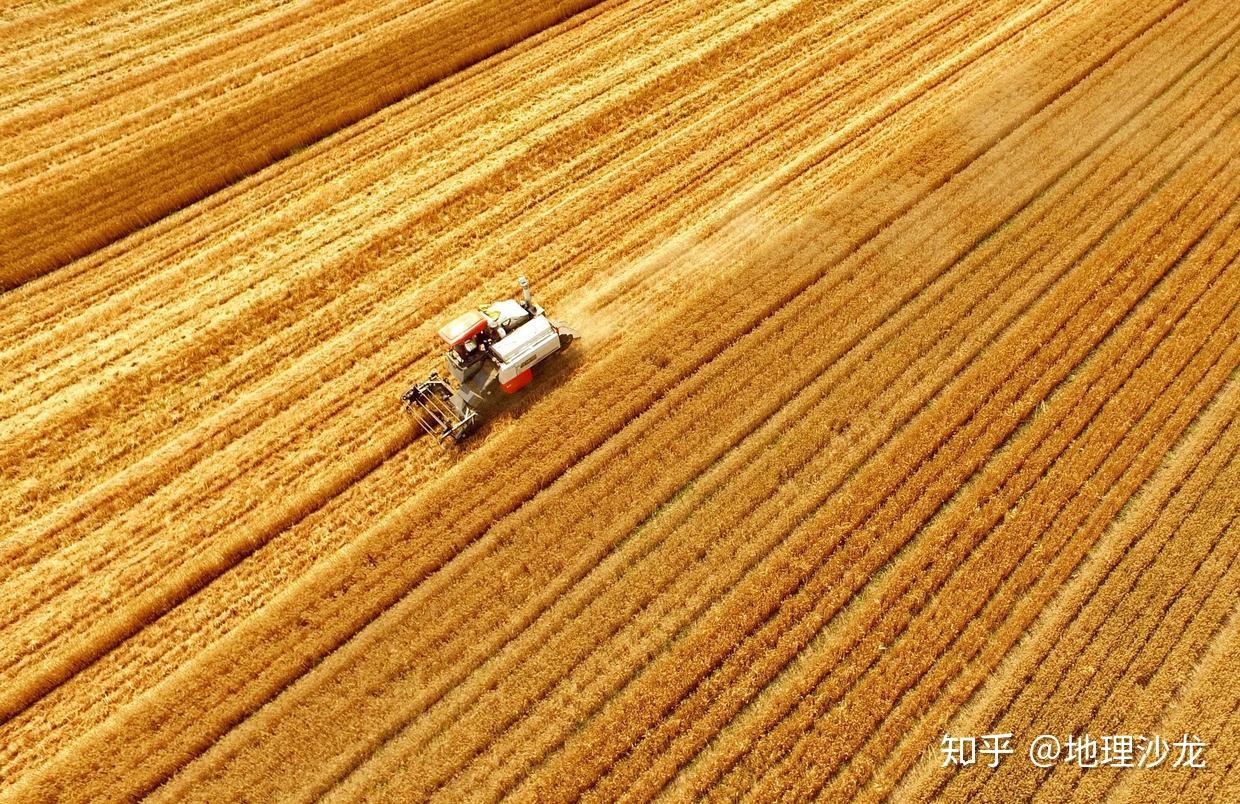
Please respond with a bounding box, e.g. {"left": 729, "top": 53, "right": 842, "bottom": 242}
{"left": 401, "top": 277, "right": 576, "bottom": 443}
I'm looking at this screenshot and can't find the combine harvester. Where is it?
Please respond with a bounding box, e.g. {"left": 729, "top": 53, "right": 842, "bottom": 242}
{"left": 402, "top": 277, "right": 577, "bottom": 443}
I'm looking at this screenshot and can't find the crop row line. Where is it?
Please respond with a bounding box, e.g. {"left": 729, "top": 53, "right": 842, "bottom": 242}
{"left": 500, "top": 1, "right": 1220, "bottom": 799}
{"left": 150, "top": 0, "right": 1215, "bottom": 789}
{"left": 661, "top": 156, "right": 1240, "bottom": 802}
{"left": 0, "top": 0, "right": 1051, "bottom": 719}
{"left": 404, "top": 15, "right": 1240, "bottom": 799}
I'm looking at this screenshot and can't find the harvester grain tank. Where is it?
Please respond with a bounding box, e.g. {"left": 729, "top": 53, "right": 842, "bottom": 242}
{"left": 401, "top": 277, "right": 576, "bottom": 442}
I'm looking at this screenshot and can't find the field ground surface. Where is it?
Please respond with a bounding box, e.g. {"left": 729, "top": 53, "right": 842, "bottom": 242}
{"left": 1, "top": 0, "right": 1236, "bottom": 801}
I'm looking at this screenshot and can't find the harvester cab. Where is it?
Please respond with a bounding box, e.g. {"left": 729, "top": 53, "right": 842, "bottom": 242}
{"left": 401, "top": 277, "right": 576, "bottom": 443}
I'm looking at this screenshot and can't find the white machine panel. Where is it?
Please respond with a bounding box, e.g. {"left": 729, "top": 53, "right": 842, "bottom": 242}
{"left": 491, "top": 315, "right": 560, "bottom": 382}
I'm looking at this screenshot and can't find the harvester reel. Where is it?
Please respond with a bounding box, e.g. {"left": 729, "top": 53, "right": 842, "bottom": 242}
{"left": 402, "top": 372, "right": 479, "bottom": 443}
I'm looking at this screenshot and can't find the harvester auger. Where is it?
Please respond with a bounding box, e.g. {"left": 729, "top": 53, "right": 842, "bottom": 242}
{"left": 401, "top": 277, "right": 577, "bottom": 443}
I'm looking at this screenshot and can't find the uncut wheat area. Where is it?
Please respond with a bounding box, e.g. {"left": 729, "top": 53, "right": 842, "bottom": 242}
{"left": 0, "top": 0, "right": 1236, "bottom": 801}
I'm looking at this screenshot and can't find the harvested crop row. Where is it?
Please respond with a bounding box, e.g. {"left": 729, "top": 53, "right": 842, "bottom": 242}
{"left": 2, "top": 1, "right": 291, "bottom": 117}
{"left": 41, "top": 0, "right": 1220, "bottom": 799}
{"left": 0, "top": 0, "right": 605, "bottom": 285}
{"left": 0, "top": 0, "right": 644, "bottom": 348}
{"left": 0, "top": 0, "right": 1076, "bottom": 729}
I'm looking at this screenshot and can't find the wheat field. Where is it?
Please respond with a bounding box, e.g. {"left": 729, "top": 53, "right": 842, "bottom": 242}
{"left": 1, "top": 0, "right": 1237, "bottom": 801}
